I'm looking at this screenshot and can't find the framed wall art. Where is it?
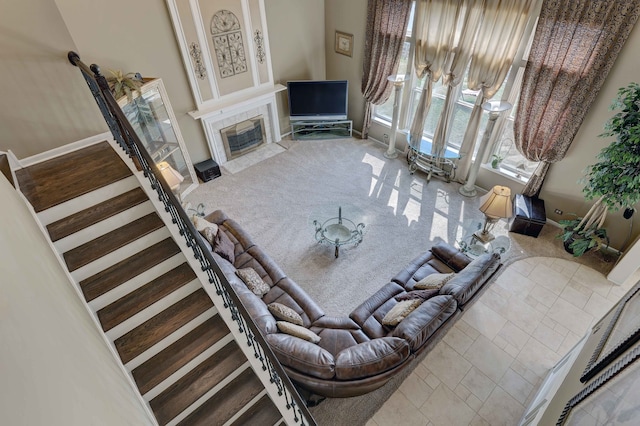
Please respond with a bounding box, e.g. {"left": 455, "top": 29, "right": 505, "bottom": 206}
{"left": 581, "top": 281, "right": 640, "bottom": 383}
{"left": 335, "top": 31, "right": 354, "bottom": 57}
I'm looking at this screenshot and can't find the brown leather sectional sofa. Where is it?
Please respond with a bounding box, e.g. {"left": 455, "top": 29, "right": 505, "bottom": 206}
{"left": 205, "top": 210, "right": 501, "bottom": 398}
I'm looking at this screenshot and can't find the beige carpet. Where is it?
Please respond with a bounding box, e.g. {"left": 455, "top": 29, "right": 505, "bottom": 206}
{"left": 184, "top": 137, "right": 614, "bottom": 424}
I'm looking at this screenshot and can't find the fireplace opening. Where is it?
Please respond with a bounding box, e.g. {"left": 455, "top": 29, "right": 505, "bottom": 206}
{"left": 220, "top": 115, "right": 266, "bottom": 160}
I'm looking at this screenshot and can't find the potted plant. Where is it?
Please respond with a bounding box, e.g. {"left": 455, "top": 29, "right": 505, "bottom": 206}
{"left": 491, "top": 154, "right": 504, "bottom": 169}
{"left": 560, "top": 82, "right": 640, "bottom": 256}
{"left": 106, "top": 69, "right": 143, "bottom": 101}
{"left": 558, "top": 214, "right": 609, "bottom": 257}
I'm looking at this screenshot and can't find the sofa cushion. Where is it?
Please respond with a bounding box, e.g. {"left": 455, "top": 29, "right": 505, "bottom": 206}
{"left": 268, "top": 302, "right": 304, "bottom": 325}
{"left": 382, "top": 299, "right": 423, "bottom": 326}
{"left": 220, "top": 262, "right": 276, "bottom": 335}
{"left": 335, "top": 337, "right": 410, "bottom": 380}
{"left": 392, "top": 295, "right": 457, "bottom": 351}
{"left": 440, "top": 253, "right": 500, "bottom": 306}
{"left": 277, "top": 321, "right": 321, "bottom": 343}
{"left": 236, "top": 267, "right": 270, "bottom": 297}
{"left": 266, "top": 333, "right": 335, "bottom": 380}
{"left": 414, "top": 272, "right": 455, "bottom": 290}
{"left": 395, "top": 289, "right": 440, "bottom": 302}
{"left": 264, "top": 277, "right": 326, "bottom": 326}
{"left": 350, "top": 282, "right": 406, "bottom": 339}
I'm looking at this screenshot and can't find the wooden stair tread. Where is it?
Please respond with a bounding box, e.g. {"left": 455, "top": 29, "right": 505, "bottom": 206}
{"left": 15, "top": 142, "right": 132, "bottom": 212}
{"left": 64, "top": 212, "right": 164, "bottom": 272}
{"left": 47, "top": 188, "right": 148, "bottom": 242}
{"left": 133, "top": 315, "right": 230, "bottom": 395}
{"left": 177, "top": 368, "right": 263, "bottom": 426}
{"left": 230, "top": 394, "right": 282, "bottom": 426}
{"left": 97, "top": 262, "right": 197, "bottom": 332}
{"left": 80, "top": 238, "right": 180, "bottom": 302}
{"left": 150, "top": 341, "right": 245, "bottom": 425}
{"left": 114, "top": 288, "right": 214, "bottom": 364}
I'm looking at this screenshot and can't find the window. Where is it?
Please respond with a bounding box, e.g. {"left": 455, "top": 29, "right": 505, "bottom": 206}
{"left": 373, "top": 2, "right": 539, "bottom": 181}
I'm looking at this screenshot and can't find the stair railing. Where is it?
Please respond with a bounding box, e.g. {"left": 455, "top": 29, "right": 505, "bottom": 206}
{"left": 68, "top": 51, "right": 316, "bottom": 426}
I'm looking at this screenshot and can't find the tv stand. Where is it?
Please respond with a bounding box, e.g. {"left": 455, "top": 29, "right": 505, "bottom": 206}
{"left": 291, "top": 120, "right": 352, "bottom": 140}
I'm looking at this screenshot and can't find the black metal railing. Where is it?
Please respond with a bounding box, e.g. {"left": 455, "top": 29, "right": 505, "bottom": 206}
{"left": 68, "top": 51, "right": 315, "bottom": 426}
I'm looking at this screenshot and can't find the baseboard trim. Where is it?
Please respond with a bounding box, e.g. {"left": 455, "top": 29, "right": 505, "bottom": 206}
{"left": 19, "top": 132, "right": 113, "bottom": 168}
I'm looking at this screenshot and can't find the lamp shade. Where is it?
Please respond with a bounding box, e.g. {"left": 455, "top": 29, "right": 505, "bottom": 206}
{"left": 479, "top": 185, "right": 513, "bottom": 219}
{"left": 158, "top": 161, "right": 184, "bottom": 191}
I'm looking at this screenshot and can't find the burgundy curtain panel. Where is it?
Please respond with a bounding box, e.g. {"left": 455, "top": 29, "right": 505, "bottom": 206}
{"left": 514, "top": 0, "right": 640, "bottom": 196}
{"left": 361, "top": 0, "right": 412, "bottom": 139}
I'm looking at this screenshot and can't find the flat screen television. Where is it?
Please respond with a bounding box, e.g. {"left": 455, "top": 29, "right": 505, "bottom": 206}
{"left": 287, "top": 80, "right": 348, "bottom": 121}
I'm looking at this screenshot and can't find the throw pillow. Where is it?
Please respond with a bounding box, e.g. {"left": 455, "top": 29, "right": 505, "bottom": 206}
{"left": 277, "top": 321, "right": 321, "bottom": 344}
{"left": 382, "top": 299, "right": 423, "bottom": 326}
{"left": 213, "top": 229, "right": 235, "bottom": 264}
{"left": 236, "top": 268, "right": 270, "bottom": 297}
{"left": 192, "top": 215, "right": 218, "bottom": 233}
{"left": 414, "top": 272, "right": 455, "bottom": 290}
{"left": 395, "top": 289, "right": 440, "bottom": 302}
{"left": 268, "top": 302, "right": 304, "bottom": 326}
{"left": 200, "top": 226, "right": 218, "bottom": 246}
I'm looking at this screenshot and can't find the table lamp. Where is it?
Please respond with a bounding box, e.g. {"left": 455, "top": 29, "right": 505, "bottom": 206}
{"left": 158, "top": 161, "right": 184, "bottom": 200}
{"left": 475, "top": 185, "right": 513, "bottom": 243}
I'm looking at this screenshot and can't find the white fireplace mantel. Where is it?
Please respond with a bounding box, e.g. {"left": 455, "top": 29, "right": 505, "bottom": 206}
{"left": 193, "top": 85, "right": 284, "bottom": 165}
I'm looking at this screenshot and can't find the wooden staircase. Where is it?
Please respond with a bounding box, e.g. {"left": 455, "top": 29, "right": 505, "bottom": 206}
{"left": 16, "top": 142, "right": 284, "bottom": 426}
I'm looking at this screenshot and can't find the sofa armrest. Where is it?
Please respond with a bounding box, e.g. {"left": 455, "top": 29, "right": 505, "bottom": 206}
{"left": 391, "top": 295, "right": 457, "bottom": 351}
{"left": 335, "top": 337, "right": 410, "bottom": 380}
{"left": 266, "top": 333, "right": 336, "bottom": 380}
{"left": 440, "top": 252, "right": 500, "bottom": 306}
{"left": 431, "top": 241, "right": 472, "bottom": 272}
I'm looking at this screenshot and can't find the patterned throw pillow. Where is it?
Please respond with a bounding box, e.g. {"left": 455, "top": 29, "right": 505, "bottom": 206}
{"left": 395, "top": 289, "right": 440, "bottom": 302}
{"left": 192, "top": 215, "right": 218, "bottom": 233}
{"left": 236, "top": 268, "right": 270, "bottom": 297}
{"left": 382, "top": 299, "right": 423, "bottom": 326}
{"left": 200, "top": 226, "right": 218, "bottom": 245}
{"left": 276, "top": 321, "right": 321, "bottom": 344}
{"left": 414, "top": 272, "right": 455, "bottom": 290}
{"left": 268, "top": 302, "right": 304, "bottom": 326}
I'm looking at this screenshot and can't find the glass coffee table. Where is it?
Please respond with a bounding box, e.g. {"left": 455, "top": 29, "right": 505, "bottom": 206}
{"left": 312, "top": 205, "right": 366, "bottom": 258}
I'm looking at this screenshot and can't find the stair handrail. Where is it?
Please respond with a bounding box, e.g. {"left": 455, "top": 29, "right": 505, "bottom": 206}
{"left": 68, "top": 51, "right": 316, "bottom": 426}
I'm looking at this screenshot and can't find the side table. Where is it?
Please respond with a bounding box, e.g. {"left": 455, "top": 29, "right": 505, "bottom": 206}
{"left": 457, "top": 220, "right": 510, "bottom": 258}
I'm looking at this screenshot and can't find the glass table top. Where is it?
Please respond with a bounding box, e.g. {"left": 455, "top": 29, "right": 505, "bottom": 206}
{"left": 457, "top": 219, "right": 511, "bottom": 259}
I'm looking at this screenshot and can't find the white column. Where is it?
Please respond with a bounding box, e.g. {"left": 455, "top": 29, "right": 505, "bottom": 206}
{"left": 459, "top": 100, "right": 512, "bottom": 197}
{"left": 384, "top": 75, "right": 407, "bottom": 159}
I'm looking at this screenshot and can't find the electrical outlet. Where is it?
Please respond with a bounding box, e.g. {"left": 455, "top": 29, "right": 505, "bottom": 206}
{"left": 554, "top": 209, "right": 563, "bottom": 215}
{"left": 383, "top": 133, "right": 389, "bottom": 142}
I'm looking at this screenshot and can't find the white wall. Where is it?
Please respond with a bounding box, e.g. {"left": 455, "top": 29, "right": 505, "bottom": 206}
{"left": 0, "top": 177, "right": 152, "bottom": 425}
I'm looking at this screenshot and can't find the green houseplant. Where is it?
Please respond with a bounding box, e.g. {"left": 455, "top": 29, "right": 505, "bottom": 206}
{"left": 559, "top": 82, "right": 640, "bottom": 256}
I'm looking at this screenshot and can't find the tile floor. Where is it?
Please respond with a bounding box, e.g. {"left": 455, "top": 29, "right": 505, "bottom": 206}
{"left": 367, "top": 257, "right": 639, "bottom": 426}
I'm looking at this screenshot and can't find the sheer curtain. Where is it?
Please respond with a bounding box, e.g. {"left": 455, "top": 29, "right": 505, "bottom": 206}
{"left": 361, "top": 0, "right": 412, "bottom": 139}
{"left": 456, "top": 0, "right": 534, "bottom": 182}
{"left": 408, "top": 0, "right": 460, "bottom": 148}
{"left": 430, "top": 0, "right": 483, "bottom": 158}
{"left": 515, "top": 0, "right": 640, "bottom": 196}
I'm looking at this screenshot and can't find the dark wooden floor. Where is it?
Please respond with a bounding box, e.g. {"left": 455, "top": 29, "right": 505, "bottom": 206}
{"left": 16, "top": 142, "right": 132, "bottom": 212}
